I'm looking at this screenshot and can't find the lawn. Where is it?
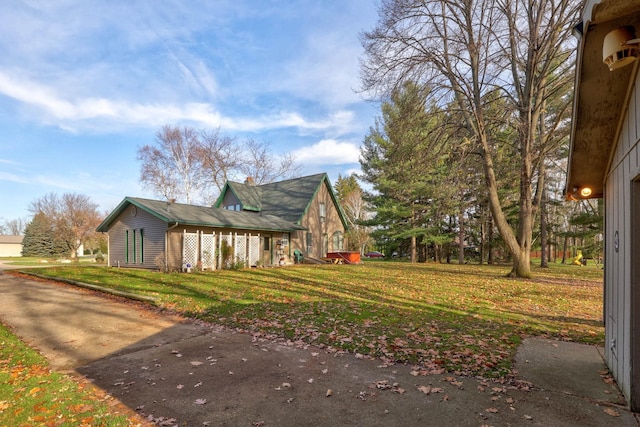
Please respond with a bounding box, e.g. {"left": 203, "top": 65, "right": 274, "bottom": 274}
{"left": 0, "top": 322, "right": 140, "bottom": 426}
{"left": 24, "top": 261, "right": 604, "bottom": 379}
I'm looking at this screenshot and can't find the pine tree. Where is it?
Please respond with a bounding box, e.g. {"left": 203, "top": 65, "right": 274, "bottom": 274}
{"left": 22, "top": 213, "right": 67, "bottom": 258}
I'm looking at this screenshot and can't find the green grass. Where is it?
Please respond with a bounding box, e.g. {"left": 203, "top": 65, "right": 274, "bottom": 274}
{"left": 22, "top": 261, "right": 603, "bottom": 378}
{"left": 0, "top": 256, "right": 99, "bottom": 266}
{"left": 0, "top": 322, "right": 139, "bottom": 426}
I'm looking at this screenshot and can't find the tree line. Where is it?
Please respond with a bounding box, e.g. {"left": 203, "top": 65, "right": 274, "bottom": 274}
{"left": 357, "top": 0, "right": 592, "bottom": 277}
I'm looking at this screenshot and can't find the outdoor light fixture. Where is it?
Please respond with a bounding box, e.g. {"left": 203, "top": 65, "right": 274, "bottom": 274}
{"left": 569, "top": 186, "right": 593, "bottom": 200}
{"left": 603, "top": 26, "right": 640, "bottom": 71}
{"left": 579, "top": 186, "right": 593, "bottom": 198}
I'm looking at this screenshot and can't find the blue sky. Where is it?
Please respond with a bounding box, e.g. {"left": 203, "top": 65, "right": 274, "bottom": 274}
{"left": 0, "top": 1, "right": 380, "bottom": 223}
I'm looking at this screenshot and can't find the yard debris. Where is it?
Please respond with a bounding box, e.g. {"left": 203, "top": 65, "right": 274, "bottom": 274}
{"left": 604, "top": 407, "right": 620, "bottom": 417}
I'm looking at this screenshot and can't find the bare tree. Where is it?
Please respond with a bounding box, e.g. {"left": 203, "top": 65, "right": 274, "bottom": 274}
{"left": 29, "top": 193, "right": 102, "bottom": 259}
{"left": 1, "top": 218, "right": 27, "bottom": 235}
{"left": 360, "top": 0, "right": 578, "bottom": 277}
{"left": 238, "top": 139, "right": 300, "bottom": 185}
{"left": 198, "top": 128, "right": 241, "bottom": 200}
{"left": 139, "top": 126, "right": 300, "bottom": 204}
{"left": 334, "top": 174, "right": 371, "bottom": 253}
{"left": 138, "top": 125, "right": 204, "bottom": 204}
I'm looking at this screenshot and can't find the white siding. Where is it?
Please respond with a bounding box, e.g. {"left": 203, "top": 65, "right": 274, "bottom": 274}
{"left": 605, "top": 70, "right": 640, "bottom": 402}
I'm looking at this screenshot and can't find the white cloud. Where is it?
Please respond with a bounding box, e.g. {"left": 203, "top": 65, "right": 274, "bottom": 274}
{"left": 0, "top": 171, "right": 28, "bottom": 184}
{"left": 0, "top": 71, "right": 358, "bottom": 134}
{"left": 292, "top": 139, "right": 360, "bottom": 166}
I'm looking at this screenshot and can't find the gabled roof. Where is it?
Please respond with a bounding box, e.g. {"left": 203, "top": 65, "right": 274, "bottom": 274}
{"left": 96, "top": 197, "right": 306, "bottom": 233}
{"left": 214, "top": 173, "right": 349, "bottom": 229}
{"left": 0, "top": 235, "right": 23, "bottom": 244}
{"left": 567, "top": 0, "right": 640, "bottom": 199}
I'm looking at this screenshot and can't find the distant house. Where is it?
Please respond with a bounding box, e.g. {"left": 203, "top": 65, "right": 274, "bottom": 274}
{"left": 96, "top": 173, "right": 349, "bottom": 270}
{"left": 0, "top": 235, "right": 23, "bottom": 257}
{"left": 567, "top": 0, "right": 640, "bottom": 410}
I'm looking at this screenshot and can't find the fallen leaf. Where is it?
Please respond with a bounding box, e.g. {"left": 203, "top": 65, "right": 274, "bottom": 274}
{"left": 486, "top": 407, "right": 499, "bottom": 413}
{"left": 417, "top": 385, "right": 431, "bottom": 394}
{"left": 194, "top": 399, "right": 207, "bottom": 405}
{"left": 326, "top": 389, "right": 333, "bottom": 397}
{"left": 604, "top": 407, "right": 620, "bottom": 417}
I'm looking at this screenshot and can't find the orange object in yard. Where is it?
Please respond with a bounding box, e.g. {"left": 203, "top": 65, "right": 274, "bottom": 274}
{"left": 325, "top": 251, "right": 361, "bottom": 264}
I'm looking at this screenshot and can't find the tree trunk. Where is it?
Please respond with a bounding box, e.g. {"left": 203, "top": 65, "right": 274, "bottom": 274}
{"left": 410, "top": 235, "right": 417, "bottom": 263}
{"left": 540, "top": 193, "right": 548, "bottom": 268}
{"left": 480, "top": 133, "right": 532, "bottom": 278}
{"left": 458, "top": 210, "right": 465, "bottom": 264}
{"left": 487, "top": 215, "right": 494, "bottom": 265}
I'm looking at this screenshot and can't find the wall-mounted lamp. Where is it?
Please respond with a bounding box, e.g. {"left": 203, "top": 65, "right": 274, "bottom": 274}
{"left": 603, "top": 26, "right": 640, "bottom": 71}
{"left": 579, "top": 186, "right": 592, "bottom": 198}
{"left": 569, "top": 186, "right": 593, "bottom": 200}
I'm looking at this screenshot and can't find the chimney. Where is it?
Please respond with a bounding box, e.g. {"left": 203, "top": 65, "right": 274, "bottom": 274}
{"left": 245, "top": 177, "right": 255, "bottom": 186}
{"left": 167, "top": 198, "right": 176, "bottom": 212}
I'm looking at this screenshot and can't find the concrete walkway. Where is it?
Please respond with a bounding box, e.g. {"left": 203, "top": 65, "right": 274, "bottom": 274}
{"left": 0, "top": 268, "right": 637, "bottom": 426}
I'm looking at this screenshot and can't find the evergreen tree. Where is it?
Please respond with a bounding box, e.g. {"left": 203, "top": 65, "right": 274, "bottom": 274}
{"left": 360, "top": 81, "right": 454, "bottom": 262}
{"left": 22, "top": 213, "right": 66, "bottom": 258}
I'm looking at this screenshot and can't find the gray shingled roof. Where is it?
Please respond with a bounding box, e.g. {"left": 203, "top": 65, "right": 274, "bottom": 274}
{"left": 97, "top": 197, "right": 305, "bottom": 233}
{"left": 98, "top": 173, "right": 348, "bottom": 233}
{"left": 216, "top": 173, "right": 341, "bottom": 225}
{"left": 0, "top": 235, "right": 23, "bottom": 244}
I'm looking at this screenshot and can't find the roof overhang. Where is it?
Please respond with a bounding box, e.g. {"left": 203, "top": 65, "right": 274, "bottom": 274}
{"left": 567, "top": 0, "right": 640, "bottom": 200}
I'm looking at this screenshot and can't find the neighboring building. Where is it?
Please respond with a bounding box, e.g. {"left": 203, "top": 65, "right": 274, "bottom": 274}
{"left": 96, "top": 173, "right": 349, "bottom": 270}
{"left": 567, "top": 0, "right": 640, "bottom": 410}
{"left": 0, "top": 235, "right": 23, "bottom": 257}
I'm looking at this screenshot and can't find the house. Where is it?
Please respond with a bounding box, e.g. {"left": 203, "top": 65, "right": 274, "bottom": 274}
{"left": 0, "top": 235, "right": 23, "bottom": 257}
{"left": 567, "top": 0, "right": 640, "bottom": 410}
{"left": 96, "top": 173, "right": 349, "bottom": 270}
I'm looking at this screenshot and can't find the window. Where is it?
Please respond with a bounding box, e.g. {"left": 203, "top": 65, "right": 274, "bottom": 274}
{"left": 319, "top": 202, "right": 326, "bottom": 223}
{"left": 332, "top": 231, "right": 344, "bottom": 251}
{"left": 306, "top": 232, "right": 313, "bottom": 255}
{"left": 139, "top": 229, "right": 144, "bottom": 263}
{"left": 125, "top": 228, "right": 144, "bottom": 264}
